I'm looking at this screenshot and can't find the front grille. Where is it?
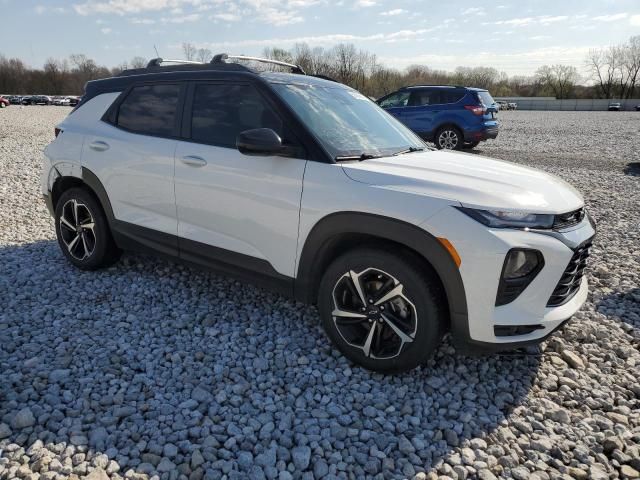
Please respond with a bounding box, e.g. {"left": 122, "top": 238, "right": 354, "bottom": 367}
{"left": 553, "top": 208, "right": 585, "bottom": 230}
{"left": 547, "top": 241, "right": 592, "bottom": 307}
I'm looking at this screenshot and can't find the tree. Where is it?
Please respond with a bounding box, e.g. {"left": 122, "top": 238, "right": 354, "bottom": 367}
{"left": 130, "top": 56, "right": 147, "bottom": 69}
{"left": 586, "top": 47, "right": 618, "bottom": 98}
{"left": 535, "top": 64, "right": 579, "bottom": 99}
{"left": 182, "top": 42, "right": 197, "bottom": 61}
{"left": 196, "top": 48, "right": 212, "bottom": 63}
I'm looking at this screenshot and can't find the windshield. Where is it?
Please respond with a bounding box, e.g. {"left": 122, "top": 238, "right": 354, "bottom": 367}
{"left": 271, "top": 82, "right": 425, "bottom": 159}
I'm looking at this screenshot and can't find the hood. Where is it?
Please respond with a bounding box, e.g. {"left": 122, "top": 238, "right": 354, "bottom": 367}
{"left": 341, "top": 150, "right": 584, "bottom": 214}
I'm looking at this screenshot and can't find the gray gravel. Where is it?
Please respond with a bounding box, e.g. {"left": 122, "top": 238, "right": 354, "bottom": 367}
{"left": 0, "top": 107, "right": 639, "bottom": 480}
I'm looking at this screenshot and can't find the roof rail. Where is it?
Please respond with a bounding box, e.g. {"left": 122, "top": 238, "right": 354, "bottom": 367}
{"left": 146, "top": 58, "right": 204, "bottom": 68}
{"left": 400, "top": 84, "right": 466, "bottom": 89}
{"left": 212, "top": 53, "right": 306, "bottom": 75}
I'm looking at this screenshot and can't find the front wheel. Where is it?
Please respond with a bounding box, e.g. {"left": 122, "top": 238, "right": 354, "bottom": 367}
{"left": 318, "top": 248, "right": 446, "bottom": 373}
{"left": 55, "top": 187, "right": 121, "bottom": 270}
{"left": 435, "top": 127, "right": 463, "bottom": 150}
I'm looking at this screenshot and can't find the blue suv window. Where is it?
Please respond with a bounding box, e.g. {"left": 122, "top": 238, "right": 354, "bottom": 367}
{"left": 408, "top": 89, "right": 465, "bottom": 106}
{"left": 378, "top": 91, "right": 410, "bottom": 108}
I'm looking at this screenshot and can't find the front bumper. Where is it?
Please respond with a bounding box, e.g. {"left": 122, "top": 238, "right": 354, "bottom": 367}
{"left": 421, "top": 208, "right": 596, "bottom": 353}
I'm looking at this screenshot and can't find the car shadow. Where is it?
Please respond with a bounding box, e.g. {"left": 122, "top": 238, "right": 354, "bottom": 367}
{"left": 596, "top": 287, "right": 640, "bottom": 331}
{"left": 623, "top": 162, "right": 640, "bottom": 176}
{"left": 0, "top": 240, "right": 542, "bottom": 478}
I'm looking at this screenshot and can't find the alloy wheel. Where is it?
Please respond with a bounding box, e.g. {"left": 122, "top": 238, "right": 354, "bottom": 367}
{"left": 331, "top": 268, "right": 417, "bottom": 359}
{"left": 59, "top": 199, "right": 97, "bottom": 261}
{"left": 438, "top": 130, "right": 459, "bottom": 149}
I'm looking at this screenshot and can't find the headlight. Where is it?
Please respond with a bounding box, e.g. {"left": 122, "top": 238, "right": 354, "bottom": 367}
{"left": 456, "top": 207, "right": 554, "bottom": 229}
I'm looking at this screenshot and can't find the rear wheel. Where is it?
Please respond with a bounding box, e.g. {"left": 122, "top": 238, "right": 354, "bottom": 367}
{"left": 54, "top": 187, "right": 121, "bottom": 270}
{"left": 318, "top": 248, "right": 446, "bottom": 373}
{"left": 435, "top": 126, "right": 463, "bottom": 150}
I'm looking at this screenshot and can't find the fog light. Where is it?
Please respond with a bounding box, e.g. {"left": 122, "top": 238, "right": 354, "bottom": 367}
{"left": 503, "top": 250, "right": 540, "bottom": 279}
{"left": 495, "top": 249, "right": 544, "bottom": 306}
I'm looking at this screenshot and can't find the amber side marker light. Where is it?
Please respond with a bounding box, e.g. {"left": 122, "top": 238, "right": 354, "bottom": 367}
{"left": 437, "top": 237, "right": 461, "bottom": 268}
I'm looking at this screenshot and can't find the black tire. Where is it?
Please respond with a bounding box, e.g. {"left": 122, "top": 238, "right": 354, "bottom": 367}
{"left": 463, "top": 141, "right": 480, "bottom": 149}
{"left": 435, "top": 126, "right": 463, "bottom": 150}
{"left": 318, "top": 248, "right": 446, "bottom": 373}
{"left": 54, "top": 187, "right": 121, "bottom": 270}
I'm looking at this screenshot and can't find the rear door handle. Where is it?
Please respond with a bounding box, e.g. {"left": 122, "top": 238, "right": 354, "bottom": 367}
{"left": 180, "top": 155, "right": 207, "bottom": 167}
{"left": 89, "top": 140, "right": 110, "bottom": 152}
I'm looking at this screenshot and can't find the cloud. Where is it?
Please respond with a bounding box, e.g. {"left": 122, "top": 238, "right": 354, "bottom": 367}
{"left": 35, "top": 5, "right": 66, "bottom": 14}
{"left": 631, "top": 15, "right": 640, "bottom": 26}
{"left": 592, "top": 13, "right": 627, "bottom": 22}
{"left": 462, "top": 7, "right": 485, "bottom": 16}
{"left": 211, "top": 12, "right": 241, "bottom": 22}
{"left": 490, "top": 15, "right": 569, "bottom": 27}
{"left": 101, "top": 27, "right": 112, "bottom": 33}
{"left": 161, "top": 13, "right": 200, "bottom": 23}
{"left": 355, "top": 0, "right": 376, "bottom": 7}
{"left": 189, "top": 28, "right": 435, "bottom": 51}
{"left": 73, "top": 0, "right": 312, "bottom": 26}
{"left": 131, "top": 17, "right": 156, "bottom": 24}
{"left": 380, "top": 8, "right": 406, "bottom": 16}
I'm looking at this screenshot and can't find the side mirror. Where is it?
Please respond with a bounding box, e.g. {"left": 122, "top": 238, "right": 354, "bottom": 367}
{"left": 236, "top": 128, "right": 283, "bottom": 156}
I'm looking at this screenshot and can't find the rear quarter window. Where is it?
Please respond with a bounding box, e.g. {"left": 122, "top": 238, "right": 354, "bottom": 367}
{"left": 476, "top": 91, "right": 496, "bottom": 107}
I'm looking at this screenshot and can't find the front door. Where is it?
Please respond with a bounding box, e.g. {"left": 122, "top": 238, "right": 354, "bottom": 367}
{"left": 173, "top": 82, "right": 306, "bottom": 279}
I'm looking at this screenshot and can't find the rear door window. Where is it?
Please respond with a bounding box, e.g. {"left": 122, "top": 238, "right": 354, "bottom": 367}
{"left": 190, "top": 84, "right": 283, "bottom": 148}
{"left": 117, "top": 84, "right": 181, "bottom": 137}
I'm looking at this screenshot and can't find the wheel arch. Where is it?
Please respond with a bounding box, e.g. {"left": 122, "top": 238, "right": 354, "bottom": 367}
{"left": 51, "top": 167, "right": 115, "bottom": 223}
{"left": 295, "top": 212, "right": 469, "bottom": 335}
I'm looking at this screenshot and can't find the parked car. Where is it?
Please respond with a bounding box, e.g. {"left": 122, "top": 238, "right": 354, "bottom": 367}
{"left": 8, "top": 95, "right": 23, "bottom": 105}
{"left": 0, "top": 96, "right": 9, "bottom": 108}
{"left": 635, "top": 105, "right": 640, "bottom": 111}
{"left": 67, "top": 96, "right": 80, "bottom": 106}
{"left": 508, "top": 102, "right": 517, "bottom": 110}
{"left": 42, "top": 55, "right": 595, "bottom": 373}
{"left": 497, "top": 100, "right": 509, "bottom": 110}
{"left": 608, "top": 102, "right": 622, "bottom": 111}
{"left": 376, "top": 85, "right": 499, "bottom": 150}
{"left": 53, "top": 97, "right": 71, "bottom": 106}
{"left": 22, "top": 95, "right": 52, "bottom": 105}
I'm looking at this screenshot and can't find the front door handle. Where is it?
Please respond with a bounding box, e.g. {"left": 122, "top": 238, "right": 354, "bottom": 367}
{"left": 89, "top": 140, "right": 110, "bottom": 152}
{"left": 180, "top": 155, "right": 207, "bottom": 167}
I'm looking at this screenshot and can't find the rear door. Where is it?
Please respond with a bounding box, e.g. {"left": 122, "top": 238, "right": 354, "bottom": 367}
{"left": 173, "top": 81, "right": 306, "bottom": 279}
{"left": 81, "top": 83, "right": 183, "bottom": 251}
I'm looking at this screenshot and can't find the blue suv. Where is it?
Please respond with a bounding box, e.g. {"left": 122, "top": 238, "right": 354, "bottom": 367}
{"left": 376, "top": 86, "right": 499, "bottom": 150}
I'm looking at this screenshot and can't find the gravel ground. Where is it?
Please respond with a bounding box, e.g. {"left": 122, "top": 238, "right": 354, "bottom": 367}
{"left": 0, "top": 107, "right": 638, "bottom": 480}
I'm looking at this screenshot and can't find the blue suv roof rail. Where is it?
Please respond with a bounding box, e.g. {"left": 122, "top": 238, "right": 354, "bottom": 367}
{"left": 401, "top": 84, "right": 467, "bottom": 90}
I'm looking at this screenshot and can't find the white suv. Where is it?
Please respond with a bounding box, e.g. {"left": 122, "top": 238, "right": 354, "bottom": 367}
{"left": 42, "top": 55, "right": 595, "bottom": 372}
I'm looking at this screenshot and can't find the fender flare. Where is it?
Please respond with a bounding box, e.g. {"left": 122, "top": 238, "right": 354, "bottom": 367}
{"left": 294, "top": 212, "right": 469, "bottom": 341}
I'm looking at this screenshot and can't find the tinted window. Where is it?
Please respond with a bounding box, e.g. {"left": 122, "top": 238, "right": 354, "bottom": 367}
{"left": 191, "top": 84, "right": 283, "bottom": 147}
{"left": 378, "top": 91, "right": 410, "bottom": 108}
{"left": 117, "top": 84, "right": 181, "bottom": 137}
{"left": 477, "top": 91, "right": 496, "bottom": 107}
{"left": 408, "top": 89, "right": 465, "bottom": 106}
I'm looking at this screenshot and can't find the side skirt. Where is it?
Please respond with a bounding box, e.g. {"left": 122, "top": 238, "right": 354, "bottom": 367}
{"left": 111, "top": 220, "right": 294, "bottom": 298}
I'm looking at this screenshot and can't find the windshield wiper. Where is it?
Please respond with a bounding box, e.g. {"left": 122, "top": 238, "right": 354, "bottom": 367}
{"left": 392, "top": 146, "right": 425, "bottom": 156}
{"left": 334, "top": 153, "right": 383, "bottom": 162}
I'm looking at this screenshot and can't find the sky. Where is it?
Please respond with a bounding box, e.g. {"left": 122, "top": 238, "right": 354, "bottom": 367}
{"left": 0, "top": 0, "right": 638, "bottom": 77}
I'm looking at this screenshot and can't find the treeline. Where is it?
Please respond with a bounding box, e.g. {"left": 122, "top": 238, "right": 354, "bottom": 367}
{"left": 1, "top": 35, "right": 638, "bottom": 99}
